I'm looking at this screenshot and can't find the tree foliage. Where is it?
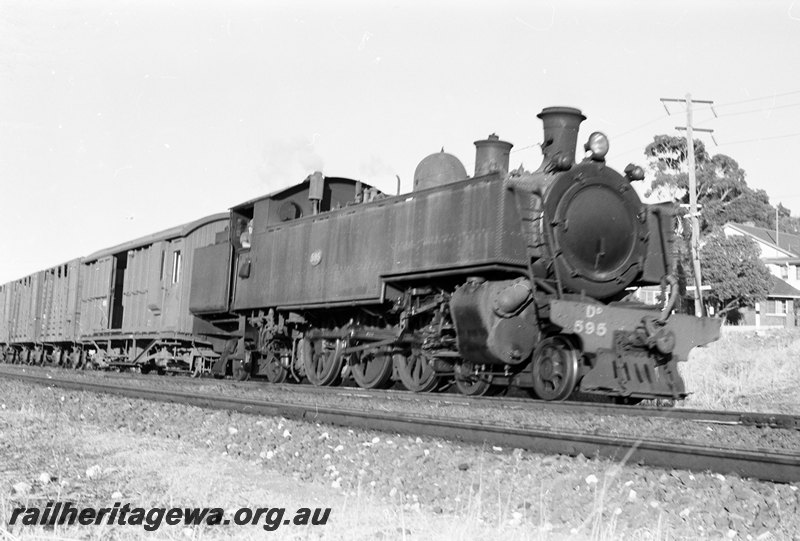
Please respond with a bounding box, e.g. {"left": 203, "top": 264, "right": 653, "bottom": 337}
{"left": 644, "top": 135, "right": 775, "bottom": 231}
{"left": 699, "top": 234, "right": 772, "bottom": 316}
{"left": 777, "top": 203, "right": 800, "bottom": 235}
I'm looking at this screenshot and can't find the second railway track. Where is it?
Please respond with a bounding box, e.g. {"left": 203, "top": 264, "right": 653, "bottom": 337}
{"left": 3, "top": 363, "right": 798, "bottom": 431}
{"left": 2, "top": 367, "right": 799, "bottom": 484}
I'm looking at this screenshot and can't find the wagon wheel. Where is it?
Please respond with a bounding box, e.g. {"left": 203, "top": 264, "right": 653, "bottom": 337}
{"left": 395, "top": 349, "right": 439, "bottom": 393}
{"left": 454, "top": 362, "right": 495, "bottom": 396}
{"left": 530, "top": 335, "right": 579, "bottom": 401}
{"left": 303, "top": 338, "right": 344, "bottom": 387}
{"left": 263, "top": 343, "right": 290, "bottom": 384}
{"left": 349, "top": 348, "right": 394, "bottom": 389}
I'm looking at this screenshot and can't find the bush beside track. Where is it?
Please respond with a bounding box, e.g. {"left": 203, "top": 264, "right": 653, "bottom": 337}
{"left": 682, "top": 328, "right": 800, "bottom": 414}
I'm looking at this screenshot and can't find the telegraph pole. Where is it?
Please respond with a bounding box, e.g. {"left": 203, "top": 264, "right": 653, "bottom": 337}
{"left": 660, "top": 94, "right": 715, "bottom": 317}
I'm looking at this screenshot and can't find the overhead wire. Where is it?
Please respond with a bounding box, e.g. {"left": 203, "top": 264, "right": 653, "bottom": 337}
{"left": 692, "top": 89, "right": 800, "bottom": 113}
{"left": 611, "top": 114, "right": 670, "bottom": 139}
{"left": 717, "top": 131, "right": 800, "bottom": 146}
{"left": 510, "top": 142, "right": 540, "bottom": 154}
{"left": 510, "top": 92, "right": 800, "bottom": 158}
{"left": 697, "top": 100, "right": 800, "bottom": 123}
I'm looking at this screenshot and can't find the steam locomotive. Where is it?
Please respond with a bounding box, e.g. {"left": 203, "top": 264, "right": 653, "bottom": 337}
{"left": 0, "top": 106, "right": 721, "bottom": 401}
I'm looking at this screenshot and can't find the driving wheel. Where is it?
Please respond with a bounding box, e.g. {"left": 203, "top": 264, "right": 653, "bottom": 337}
{"left": 350, "top": 348, "right": 394, "bottom": 389}
{"left": 262, "top": 342, "right": 291, "bottom": 384}
{"left": 530, "top": 335, "right": 579, "bottom": 401}
{"left": 395, "top": 349, "right": 439, "bottom": 393}
{"left": 303, "top": 338, "right": 344, "bottom": 386}
{"left": 454, "top": 362, "right": 495, "bottom": 396}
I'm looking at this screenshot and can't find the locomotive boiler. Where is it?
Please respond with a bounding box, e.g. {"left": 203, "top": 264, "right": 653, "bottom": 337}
{"left": 190, "top": 106, "right": 721, "bottom": 400}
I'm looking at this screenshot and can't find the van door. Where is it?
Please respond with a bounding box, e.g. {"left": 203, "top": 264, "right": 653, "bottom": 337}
{"left": 79, "top": 256, "right": 115, "bottom": 335}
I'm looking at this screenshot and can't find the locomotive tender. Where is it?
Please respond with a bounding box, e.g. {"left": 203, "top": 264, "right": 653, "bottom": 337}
{"left": 0, "top": 106, "right": 721, "bottom": 401}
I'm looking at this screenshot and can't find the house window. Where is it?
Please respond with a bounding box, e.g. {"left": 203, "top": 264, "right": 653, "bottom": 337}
{"left": 796, "top": 266, "right": 800, "bottom": 281}
{"left": 770, "top": 299, "right": 786, "bottom": 315}
{"left": 781, "top": 266, "right": 789, "bottom": 279}
{"left": 172, "top": 251, "right": 182, "bottom": 284}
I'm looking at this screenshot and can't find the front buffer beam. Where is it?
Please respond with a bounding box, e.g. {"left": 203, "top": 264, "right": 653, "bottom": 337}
{"left": 548, "top": 300, "right": 722, "bottom": 400}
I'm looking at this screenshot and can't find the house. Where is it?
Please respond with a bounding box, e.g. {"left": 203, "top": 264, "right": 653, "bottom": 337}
{"left": 721, "top": 223, "right": 800, "bottom": 327}
{"left": 631, "top": 222, "right": 800, "bottom": 327}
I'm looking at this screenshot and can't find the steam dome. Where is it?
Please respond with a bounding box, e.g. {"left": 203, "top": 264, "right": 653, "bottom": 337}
{"left": 413, "top": 150, "right": 468, "bottom": 191}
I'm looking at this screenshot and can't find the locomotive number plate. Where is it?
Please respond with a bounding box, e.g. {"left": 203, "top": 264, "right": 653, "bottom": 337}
{"left": 572, "top": 305, "right": 607, "bottom": 336}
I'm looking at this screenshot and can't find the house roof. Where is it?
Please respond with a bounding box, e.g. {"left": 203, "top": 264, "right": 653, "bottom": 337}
{"left": 726, "top": 222, "right": 800, "bottom": 257}
{"left": 769, "top": 276, "right": 800, "bottom": 299}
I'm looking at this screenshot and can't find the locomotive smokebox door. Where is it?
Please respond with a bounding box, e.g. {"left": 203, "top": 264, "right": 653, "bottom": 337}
{"left": 450, "top": 278, "right": 539, "bottom": 366}
{"left": 543, "top": 161, "right": 648, "bottom": 299}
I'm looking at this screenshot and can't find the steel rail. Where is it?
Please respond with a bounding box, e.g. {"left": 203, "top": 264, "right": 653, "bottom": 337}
{"left": 329, "top": 388, "right": 800, "bottom": 431}
{"left": 3, "top": 370, "right": 799, "bottom": 483}
{"left": 3, "top": 363, "right": 798, "bottom": 431}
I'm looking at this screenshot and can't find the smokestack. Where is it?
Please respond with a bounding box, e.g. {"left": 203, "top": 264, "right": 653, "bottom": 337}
{"left": 474, "top": 134, "right": 513, "bottom": 177}
{"left": 537, "top": 106, "right": 586, "bottom": 171}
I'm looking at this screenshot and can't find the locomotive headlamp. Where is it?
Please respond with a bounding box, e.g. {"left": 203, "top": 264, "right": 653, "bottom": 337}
{"left": 624, "top": 163, "right": 646, "bottom": 182}
{"left": 584, "top": 132, "right": 609, "bottom": 161}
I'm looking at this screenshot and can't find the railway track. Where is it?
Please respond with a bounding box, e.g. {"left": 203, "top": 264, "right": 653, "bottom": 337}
{"left": 2, "top": 367, "right": 798, "bottom": 483}
{"left": 261, "top": 381, "right": 800, "bottom": 431}
{"left": 3, "top": 363, "right": 799, "bottom": 431}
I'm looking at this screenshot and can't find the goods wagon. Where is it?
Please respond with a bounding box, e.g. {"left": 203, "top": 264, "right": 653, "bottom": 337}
{"left": 36, "top": 259, "right": 82, "bottom": 364}
{"left": 0, "top": 259, "right": 81, "bottom": 364}
{"left": 1, "top": 273, "right": 42, "bottom": 363}
{"left": 78, "top": 213, "right": 230, "bottom": 372}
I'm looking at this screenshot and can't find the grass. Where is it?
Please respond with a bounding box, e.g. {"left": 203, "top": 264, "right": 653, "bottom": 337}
{"left": 680, "top": 327, "right": 800, "bottom": 414}
{"left": 0, "top": 395, "right": 555, "bottom": 541}
{"left": 3, "top": 331, "right": 799, "bottom": 541}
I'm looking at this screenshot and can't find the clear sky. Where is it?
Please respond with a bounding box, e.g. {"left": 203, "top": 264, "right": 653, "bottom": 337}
{"left": 1, "top": 0, "right": 799, "bottom": 284}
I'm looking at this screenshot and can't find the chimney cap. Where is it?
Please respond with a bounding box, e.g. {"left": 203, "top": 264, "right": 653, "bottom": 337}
{"left": 537, "top": 106, "right": 586, "bottom": 121}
